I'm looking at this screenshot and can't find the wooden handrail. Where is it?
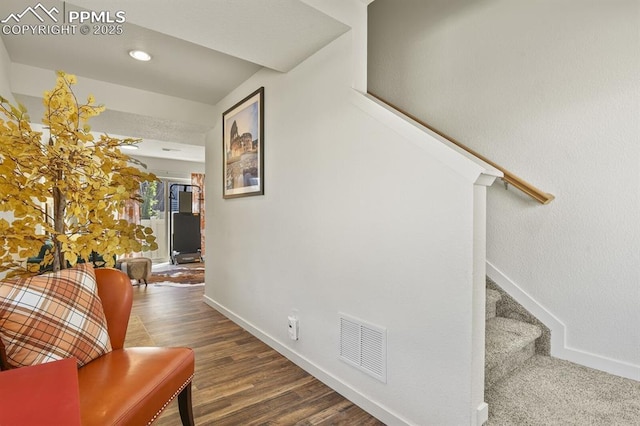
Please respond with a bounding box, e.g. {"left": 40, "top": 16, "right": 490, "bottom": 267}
{"left": 368, "top": 92, "right": 555, "bottom": 205}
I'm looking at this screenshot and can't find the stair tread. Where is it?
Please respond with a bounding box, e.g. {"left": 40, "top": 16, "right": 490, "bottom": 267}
{"left": 485, "top": 317, "right": 542, "bottom": 370}
{"left": 486, "top": 288, "right": 502, "bottom": 305}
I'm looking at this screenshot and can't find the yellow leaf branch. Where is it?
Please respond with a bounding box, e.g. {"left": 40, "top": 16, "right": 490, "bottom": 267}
{"left": 0, "top": 71, "right": 158, "bottom": 276}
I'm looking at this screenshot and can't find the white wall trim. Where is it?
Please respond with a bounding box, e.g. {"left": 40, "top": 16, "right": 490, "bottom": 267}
{"left": 471, "top": 185, "right": 488, "bottom": 425}
{"left": 476, "top": 402, "right": 489, "bottom": 426}
{"left": 202, "top": 295, "right": 415, "bottom": 426}
{"left": 486, "top": 261, "right": 640, "bottom": 381}
{"left": 350, "top": 90, "right": 502, "bottom": 185}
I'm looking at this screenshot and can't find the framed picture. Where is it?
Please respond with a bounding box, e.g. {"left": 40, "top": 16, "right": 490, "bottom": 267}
{"left": 222, "top": 87, "right": 264, "bottom": 199}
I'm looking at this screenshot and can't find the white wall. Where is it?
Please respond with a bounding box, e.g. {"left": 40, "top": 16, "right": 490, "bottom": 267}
{"left": 0, "top": 38, "right": 14, "bottom": 231}
{"left": 369, "top": 0, "right": 640, "bottom": 378}
{"left": 0, "top": 39, "right": 12, "bottom": 103}
{"left": 204, "top": 29, "right": 491, "bottom": 425}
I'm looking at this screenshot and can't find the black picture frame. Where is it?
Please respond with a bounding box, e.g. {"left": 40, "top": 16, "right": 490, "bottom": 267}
{"left": 222, "top": 87, "right": 264, "bottom": 199}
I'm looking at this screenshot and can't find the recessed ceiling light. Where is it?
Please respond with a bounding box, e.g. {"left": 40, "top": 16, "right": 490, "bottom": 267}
{"left": 121, "top": 145, "right": 139, "bottom": 150}
{"left": 128, "top": 50, "right": 151, "bottom": 61}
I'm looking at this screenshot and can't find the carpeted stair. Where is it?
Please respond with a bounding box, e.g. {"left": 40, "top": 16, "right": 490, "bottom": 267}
{"left": 485, "top": 288, "right": 502, "bottom": 320}
{"left": 483, "top": 283, "right": 640, "bottom": 425}
{"left": 485, "top": 288, "right": 542, "bottom": 389}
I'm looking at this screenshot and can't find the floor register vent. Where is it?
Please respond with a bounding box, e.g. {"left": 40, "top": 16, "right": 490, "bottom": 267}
{"left": 339, "top": 314, "right": 387, "bottom": 383}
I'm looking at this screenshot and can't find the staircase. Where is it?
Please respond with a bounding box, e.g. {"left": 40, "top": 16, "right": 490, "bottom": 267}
{"left": 483, "top": 282, "right": 640, "bottom": 424}
{"left": 484, "top": 286, "right": 543, "bottom": 389}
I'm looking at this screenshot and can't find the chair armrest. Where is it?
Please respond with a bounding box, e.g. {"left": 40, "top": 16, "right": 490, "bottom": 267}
{"left": 95, "top": 268, "right": 133, "bottom": 350}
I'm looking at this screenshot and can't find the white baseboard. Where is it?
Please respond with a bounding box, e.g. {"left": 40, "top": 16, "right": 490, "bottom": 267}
{"left": 476, "top": 402, "right": 488, "bottom": 426}
{"left": 486, "top": 261, "right": 640, "bottom": 381}
{"left": 202, "top": 294, "right": 413, "bottom": 426}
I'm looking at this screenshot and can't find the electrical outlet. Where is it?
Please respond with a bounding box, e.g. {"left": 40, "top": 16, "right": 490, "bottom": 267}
{"left": 288, "top": 315, "right": 299, "bottom": 341}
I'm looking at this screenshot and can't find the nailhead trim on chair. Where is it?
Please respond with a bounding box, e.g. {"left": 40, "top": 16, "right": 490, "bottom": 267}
{"left": 146, "top": 374, "right": 194, "bottom": 425}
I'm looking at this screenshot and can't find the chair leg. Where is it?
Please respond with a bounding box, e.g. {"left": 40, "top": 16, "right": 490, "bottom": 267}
{"left": 178, "top": 382, "right": 194, "bottom": 426}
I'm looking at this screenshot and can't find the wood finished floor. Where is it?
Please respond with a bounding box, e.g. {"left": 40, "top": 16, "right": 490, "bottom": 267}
{"left": 127, "top": 284, "right": 385, "bottom": 425}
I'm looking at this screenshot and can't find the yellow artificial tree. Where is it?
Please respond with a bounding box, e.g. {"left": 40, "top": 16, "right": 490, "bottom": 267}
{"left": 0, "top": 71, "right": 158, "bottom": 275}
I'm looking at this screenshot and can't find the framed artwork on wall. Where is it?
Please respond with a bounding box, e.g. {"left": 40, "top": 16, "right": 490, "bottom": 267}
{"left": 222, "top": 87, "right": 264, "bottom": 199}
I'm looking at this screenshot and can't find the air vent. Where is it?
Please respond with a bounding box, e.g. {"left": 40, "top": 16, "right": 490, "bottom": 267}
{"left": 339, "top": 314, "right": 387, "bottom": 382}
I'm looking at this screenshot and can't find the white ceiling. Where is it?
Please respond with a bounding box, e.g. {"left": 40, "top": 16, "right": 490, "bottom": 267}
{"left": 0, "top": 0, "right": 349, "bottom": 162}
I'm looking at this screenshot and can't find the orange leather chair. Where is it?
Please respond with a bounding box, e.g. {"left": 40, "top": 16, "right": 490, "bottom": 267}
{"left": 0, "top": 268, "right": 195, "bottom": 426}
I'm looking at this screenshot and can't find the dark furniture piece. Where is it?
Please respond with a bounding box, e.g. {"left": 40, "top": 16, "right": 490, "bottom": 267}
{"left": 169, "top": 184, "right": 203, "bottom": 264}
{"left": 26, "top": 240, "right": 54, "bottom": 272}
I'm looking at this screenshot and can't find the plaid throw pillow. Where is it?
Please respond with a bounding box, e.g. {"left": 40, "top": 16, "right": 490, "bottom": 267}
{"left": 0, "top": 263, "right": 112, "bottom": 368}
